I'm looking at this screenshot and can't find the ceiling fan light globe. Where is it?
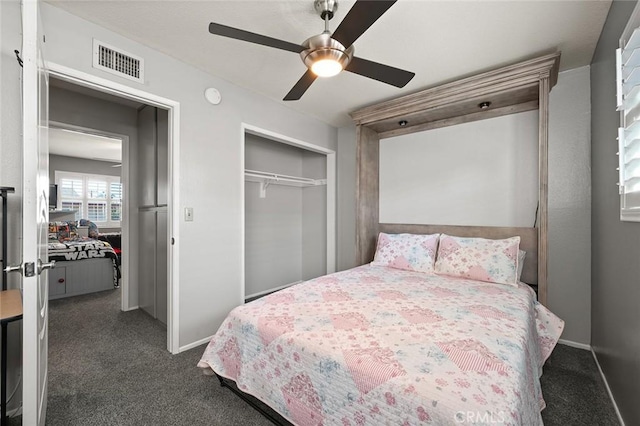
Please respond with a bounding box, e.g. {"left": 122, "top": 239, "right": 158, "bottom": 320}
{"left": 312, "top": 59, "right": 343, "bottom": 77}
{"left": 301, "top": 33, "right": 354, "bottom": 78}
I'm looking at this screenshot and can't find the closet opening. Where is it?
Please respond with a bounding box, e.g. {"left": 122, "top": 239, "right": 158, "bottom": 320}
{"left": 242, "top": 125, "right": 336, "bottom": 302}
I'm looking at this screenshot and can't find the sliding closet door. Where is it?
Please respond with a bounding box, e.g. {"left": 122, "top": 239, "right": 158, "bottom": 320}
{"left": 137, "top": 105, "right": 168, "bottom": 323}
{"left": 138, "top": 210, "right": 156, "bottom": 318}
{"left": 156, "top": 210, "right": 168, "bottom": 325}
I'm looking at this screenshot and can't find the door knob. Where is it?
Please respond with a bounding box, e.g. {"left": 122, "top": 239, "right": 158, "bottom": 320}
{"left": 37, "top": 259, "right": 55, "bottom": 274}
{"left": 3, "top": 264, "right": 22, "bottom": 274}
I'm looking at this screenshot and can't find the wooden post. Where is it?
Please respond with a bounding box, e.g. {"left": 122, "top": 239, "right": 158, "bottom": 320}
{"left": 538, "top": 74, "right": 550, "bottom": 306}
{"left": 356, "top": 125, "right": 380, "bottom": 264}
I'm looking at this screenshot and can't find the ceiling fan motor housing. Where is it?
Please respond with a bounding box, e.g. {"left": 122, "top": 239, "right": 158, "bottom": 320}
{"left": 301, "top": 33, "right": 354, "bottom": 76}
{"left": 314, "top": 0, "right": 338, "bottom": 20}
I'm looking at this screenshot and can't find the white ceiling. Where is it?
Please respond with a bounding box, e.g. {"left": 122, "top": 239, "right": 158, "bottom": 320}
{"left": 46, "top": 0, "right": 612, "bottom": 127}
{"left": 49, "top": 127, "right": 122, "bottom": 162}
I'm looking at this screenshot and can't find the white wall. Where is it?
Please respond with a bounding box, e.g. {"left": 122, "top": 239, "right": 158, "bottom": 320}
{"left": 37, "top": 4, "right": 338, "bottom": 347}
{"left": 380, "top": 111, "right": 539, "bottom": 227}
{"left": 336, "top": 68, "right": 592, "bottom": 345}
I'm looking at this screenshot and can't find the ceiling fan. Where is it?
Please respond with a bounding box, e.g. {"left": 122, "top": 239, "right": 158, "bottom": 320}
{"left": 208, "top": 0, "right": 415, "bottom": 101}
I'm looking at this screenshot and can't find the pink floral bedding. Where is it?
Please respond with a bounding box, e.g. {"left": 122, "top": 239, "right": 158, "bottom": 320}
{"left": 198, "top": 265, "right": 564, "bottom": 425}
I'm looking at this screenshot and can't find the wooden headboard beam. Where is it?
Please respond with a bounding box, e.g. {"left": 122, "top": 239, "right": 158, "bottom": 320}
{"left": 350, "top": 53, "right": 560, "bottom": 306}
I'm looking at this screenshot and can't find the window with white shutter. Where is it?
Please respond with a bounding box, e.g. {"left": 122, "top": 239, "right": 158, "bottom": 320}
{"left": 55, "top": 171, "right": 121, "bottom": 228}
{"left": 618, "top": 12, "right": 640, "bottom": 221}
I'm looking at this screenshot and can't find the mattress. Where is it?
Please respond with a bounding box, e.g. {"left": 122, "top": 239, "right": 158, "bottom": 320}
{"left": 198, "top": 265, "right": 563, "bottom": 425}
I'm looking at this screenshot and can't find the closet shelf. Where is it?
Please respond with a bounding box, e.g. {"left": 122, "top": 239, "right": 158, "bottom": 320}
{"left": 245, "top": 169, "right": 327, "bottom": 188}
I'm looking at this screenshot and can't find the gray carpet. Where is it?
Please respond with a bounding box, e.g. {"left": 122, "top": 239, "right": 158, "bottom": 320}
{"left": 10, "top": 289, "right": 620, "bottom": 425}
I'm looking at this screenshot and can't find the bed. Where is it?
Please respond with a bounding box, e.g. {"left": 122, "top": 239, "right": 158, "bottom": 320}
{"left": 47, "top": 238, "right": 120, "bottom": 300}
{"left": 198, "top": 53, "right": 563, "bottom": 425}
{"left": 198, "top": 231, "right": 563, "bottom": 425}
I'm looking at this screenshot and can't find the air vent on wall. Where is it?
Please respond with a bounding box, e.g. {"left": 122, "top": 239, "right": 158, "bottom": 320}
{"left": 92, "top": 39, "right": 144, "bottom": 83}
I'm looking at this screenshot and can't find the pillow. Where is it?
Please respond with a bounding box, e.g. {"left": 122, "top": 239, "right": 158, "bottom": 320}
{"left": 434, "top": 234, "right": 520, "bottom": 285}
{"left": 371, "top": 232, "right": 440, "bottom": 273}
{"left": 517, "top": 250, "right": 526, "bottom": 281}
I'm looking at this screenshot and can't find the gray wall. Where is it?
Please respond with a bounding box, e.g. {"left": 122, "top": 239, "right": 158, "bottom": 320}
{"left": 548, "top": 66, "right": 592, "bottom": 345}
{"left": 335, "top": 68, "right": 593, "bottom": 345}
{"left": 302, "top": 151, "right": 327, "bottom": 280}
{"left": 245, "top": 135, "right": 304, "bottom": 296}
{"left": 591, "top": 1, "right": 640, "bottom": 424}
{"left": 49, "top": 154, "right": 121, "bottom": 182}
{"left": 244, "top": 134, "right": 328, "bottom": 295}
{"left": 0, "top": 0, "right": 25, "bottom": 416}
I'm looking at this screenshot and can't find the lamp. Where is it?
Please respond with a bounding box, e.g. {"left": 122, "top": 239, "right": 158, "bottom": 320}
{"left": 301, "top": 33, "right": 353, "bottom": 78}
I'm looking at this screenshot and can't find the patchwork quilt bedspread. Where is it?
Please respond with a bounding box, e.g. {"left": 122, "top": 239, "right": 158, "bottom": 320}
{"left": 198, "top": 265, "right": 563, "bottom": 425}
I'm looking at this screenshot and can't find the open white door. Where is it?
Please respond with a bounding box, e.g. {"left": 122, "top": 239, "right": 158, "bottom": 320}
{"left": 21, "top": 0, "right": 50, "bottom": 424}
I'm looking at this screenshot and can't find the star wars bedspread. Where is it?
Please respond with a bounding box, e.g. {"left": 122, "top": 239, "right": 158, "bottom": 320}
{"left": 48, "top": 239, "right": 121, "bottom": 288}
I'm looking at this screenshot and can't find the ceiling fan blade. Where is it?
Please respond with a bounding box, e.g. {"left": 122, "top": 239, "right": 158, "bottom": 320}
{"left": 345, "top": 56, "right": 414, "bottom": 88}
{"left": 208, "top": 22, "right": 304, "bottom": 53}
{"left": 283, "top": 70, "right": 318, "bottom": 101}
{"left": 331, "top": 0, "right": 396, "bottom": 48}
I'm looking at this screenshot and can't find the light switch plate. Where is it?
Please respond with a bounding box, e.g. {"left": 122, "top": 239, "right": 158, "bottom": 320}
{"left": 185, "top": 207, "right": 194, "bottom": 222}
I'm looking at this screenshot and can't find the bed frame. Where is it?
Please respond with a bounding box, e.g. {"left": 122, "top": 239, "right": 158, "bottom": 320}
{"left": 48, "top": 257, "right": 116, "bottom": 300}
{"left": 214, "top": 53, "right": 561, "bottom": 423}
{"left": 216, "top": 374, "right": 292, "bottom": 426}
{"left": 351, "top": 53, "right": 560, "bottom": 305}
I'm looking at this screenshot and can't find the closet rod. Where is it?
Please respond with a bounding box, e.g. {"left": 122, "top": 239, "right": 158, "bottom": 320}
{"left": 244, "top": 169, "right": 327, "bottom": 187}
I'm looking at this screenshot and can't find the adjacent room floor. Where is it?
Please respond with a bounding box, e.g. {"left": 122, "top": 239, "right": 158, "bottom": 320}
{"left": 13, "top": 289, "right": 620, "bottom": 425}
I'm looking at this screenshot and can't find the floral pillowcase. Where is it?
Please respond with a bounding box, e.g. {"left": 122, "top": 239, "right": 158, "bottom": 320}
{"left": 434, "top": 234, "right": 521, "bottom": 286}
{"left": 371, "top": 232, "right": 440, "bottom": 274}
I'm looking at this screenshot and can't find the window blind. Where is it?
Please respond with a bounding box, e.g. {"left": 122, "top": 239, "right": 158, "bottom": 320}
{"left": 55, "top": 171, "right": 121, "bottom": 228}
{"left": 617, "top": 26, "right": 640, "bottom": 221}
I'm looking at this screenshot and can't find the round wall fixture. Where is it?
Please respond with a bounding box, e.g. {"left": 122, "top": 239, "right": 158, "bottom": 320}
{"left": 204, "top": 87, "right": 221, "bottom": 105}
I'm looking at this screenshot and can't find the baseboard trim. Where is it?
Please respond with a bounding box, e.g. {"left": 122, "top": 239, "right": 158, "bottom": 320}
{"left": 123, "top": 305, "right": 139, "bottom": 312}
{"left": 245, "top": 281, "right": 302, "bottom": 301}
{"left": 591, "top": 348, "right": 626, "bottom": 426}
{"left": 558, "top": 338, "right": 591, "bottom": 350}
{"left": 179, "top": 335, "right": 213, "bottom": 353}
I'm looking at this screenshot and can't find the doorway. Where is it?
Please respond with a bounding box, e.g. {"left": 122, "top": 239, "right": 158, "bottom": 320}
{"left": 47, "top": 64, "right": 180, "bottom": 353}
